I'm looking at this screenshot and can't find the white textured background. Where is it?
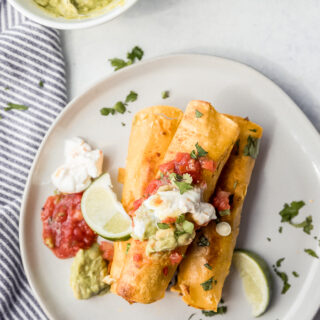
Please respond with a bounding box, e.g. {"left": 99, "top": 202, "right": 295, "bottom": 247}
{"left": 61, "top": 0, "right": 320, "bottom": 318}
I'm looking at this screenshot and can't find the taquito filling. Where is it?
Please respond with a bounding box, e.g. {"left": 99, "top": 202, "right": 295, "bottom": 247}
{"left": 130, "top": 150, "right": 218, "bottom": 255}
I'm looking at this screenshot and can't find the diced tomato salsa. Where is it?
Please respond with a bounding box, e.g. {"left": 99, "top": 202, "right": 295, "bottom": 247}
{"left": 99, "top": 241, "right": 114, "bottom": 262}
{"left": 169, "top": 251, "right": 183, "bottom": 265}
{"left": 41, "top": 193, "right": 97, "bottom": 259}
{"left": 212, "top": 190, "right": 231, "bottom": 211}
{"left": 131, "top": 152, "right": 215, "bottom": 214}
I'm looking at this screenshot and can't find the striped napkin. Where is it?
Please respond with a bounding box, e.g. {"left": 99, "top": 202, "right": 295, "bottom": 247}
{"left": 0, "top": 0, "right": 67, "bottom": 318}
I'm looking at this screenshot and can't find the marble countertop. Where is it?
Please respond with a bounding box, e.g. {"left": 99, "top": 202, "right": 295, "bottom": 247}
{"left": 61, "top": 0, "right": 320, "bottom": 318}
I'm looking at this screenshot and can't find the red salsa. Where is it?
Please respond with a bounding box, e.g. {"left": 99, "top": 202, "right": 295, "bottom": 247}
{"left": 131, "top": 152, "right": 215, "bottom": 214}
{"left": 41, "top": 193, "right": 97, "bottom": 259}
{"left": 212, "top": 190, "right": 231, "bottom": 212}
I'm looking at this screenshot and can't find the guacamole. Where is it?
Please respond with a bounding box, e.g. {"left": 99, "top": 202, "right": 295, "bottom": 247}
{"left": 34, "top": 0, "right": 120, "bottom": 19}
{"left": 70, "top": 243, "right": 109, "bottom": 299}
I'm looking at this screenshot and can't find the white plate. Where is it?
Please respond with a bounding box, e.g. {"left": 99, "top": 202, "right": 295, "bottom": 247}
{"left": 20, "top": 54, "right": 320, "bottom": 320}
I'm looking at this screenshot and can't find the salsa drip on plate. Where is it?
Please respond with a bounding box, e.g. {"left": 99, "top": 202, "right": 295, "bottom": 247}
{"left": 41, "top": 192, "right": 97, "bottom": 258}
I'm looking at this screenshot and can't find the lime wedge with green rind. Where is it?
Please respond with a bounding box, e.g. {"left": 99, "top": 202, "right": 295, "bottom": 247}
{"left": 81, "top": 173, "right": 132, "bottom": 241}
{"left": 233, "top": 249, "right": 272, "bottom": 317}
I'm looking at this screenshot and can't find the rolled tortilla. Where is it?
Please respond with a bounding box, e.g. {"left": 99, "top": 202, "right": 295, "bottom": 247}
{"left": 121, "top": 106, "right": 184, "bottom": 213}
{"left": 113, "top": 101, "right": 240, "bottom": 304}
{"left": 111, "top": 106, "right": 183, "bottom": 293}
{"left": 173, "top": 115, "right": 263, "bottom": 311}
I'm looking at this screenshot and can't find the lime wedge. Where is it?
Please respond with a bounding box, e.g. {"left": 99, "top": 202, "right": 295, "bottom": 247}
{"left": 81, "top": 173, "right": 132, "bottom": 240}
{"left": 233, "top": 249, "right": 272, "bottom": 317}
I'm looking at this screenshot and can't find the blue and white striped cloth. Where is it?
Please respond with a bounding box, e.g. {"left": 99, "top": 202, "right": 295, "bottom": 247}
{"left": 0, "top": 0, "right": 67, "bottom": 318}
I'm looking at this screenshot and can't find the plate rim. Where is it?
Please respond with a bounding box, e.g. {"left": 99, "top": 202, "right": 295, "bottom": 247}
{"left": 19, "top": 53, "right": 320, "bottom": 320}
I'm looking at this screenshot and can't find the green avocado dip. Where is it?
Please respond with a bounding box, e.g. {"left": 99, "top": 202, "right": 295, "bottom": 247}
{"left": 70, "top": 243, "right": 109, "bottom": 300}
{"left": 34, "top": 0, "right": 121, "bottom": 19}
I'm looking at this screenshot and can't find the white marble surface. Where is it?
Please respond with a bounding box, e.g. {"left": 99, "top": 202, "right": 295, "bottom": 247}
{"left": 60, "top": 0, "right": 320, "bottom": 318}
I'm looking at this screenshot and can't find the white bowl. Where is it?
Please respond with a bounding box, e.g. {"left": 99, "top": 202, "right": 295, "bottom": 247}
{"left": 7, "top": 0, "right": 138, "bottom": 30}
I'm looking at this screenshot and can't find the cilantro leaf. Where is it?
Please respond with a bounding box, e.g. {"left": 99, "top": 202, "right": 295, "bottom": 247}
{"left": 5, "top": 103, "right": 28, "bottom": 111}
{"left": 190, "top": 150, "right": 197, "bottom": 159}
{"left": 200, "top": 277, "right": 214, "bottom": 291}
{"left": 267, "top": 237, "right": 271, "bottom": 242}
{"left": 39, "top": 80, "right": 44, "bottom": 88}
{"left": 290, "top": 215, "right": 313, "bottom": 235}
{"left": 304, "top": 248, "right": 319, "bottom": 259}
{"left": 125, "top": 91, "right": 138, "bottom": 103}
{"left": 204, "top": 263, "right": 213, "bottom": 270}
{"left": 175, "top": 181, "right": 193, "bottom": 194}
{"left": 109, "top": 58, "right": 128, "bottom": 71}
{"left": 127, "top": 46, "right": 144, "bottom": 62}
{"left": 126, "top": 243, "right": 131, "bottom": 254}
{"left": 121, "top": 122, "right": 126, "bottom": 127}
{"left": 176, "top": 214, "right": 186, "bottom": 224}
{"left": 279, "top": 201, "right": 305, "bottom": 222}
{"left": 100, "top": 107, "right": 113, "bottom": 116}
{"left": 243, "top": 135, "right": 260, "bottom": 159}
{"left": 162, "top": 90, "right": 170, "bottom": 99}
{"left": 157, "top": 223, "right": 170, "bottom": 229}
{"left": 195, "top": 109, "right": 203, "bottom": 118}
{"left": 292, "top": 271, "right": 299, "bottom": 277}
{"left": 197, "top": 234, "right": 210, "bottom": 247}
{"left": 273, "top": 267, "right": 291, "bottom": 294}
{"left": 195, "top": 142, "right": 208, "bottom": 157}
{"left": 202, "top": 306, "right": 227, "bottom": 316}
{"left": 169, "top": 173, "right": 193, "bottom": 194}
{"left": 276, "top": 257, "right": 285, "bottom": 267}
{"left": 249, "top": 128, "right": 257, "bottom": 132}
{"left": 114, "top": 101, "right": 126, "bottom": 114}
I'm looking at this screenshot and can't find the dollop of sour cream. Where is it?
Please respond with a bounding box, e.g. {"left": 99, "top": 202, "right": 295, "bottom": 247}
{"left": 51, "top": 137, "right": 103, "bottom": 193}
{"left": 132, "top": 187, "right": 216, "bottom": 240}
{"left": 216, "top": 221, "right": 231, "bottom": 237}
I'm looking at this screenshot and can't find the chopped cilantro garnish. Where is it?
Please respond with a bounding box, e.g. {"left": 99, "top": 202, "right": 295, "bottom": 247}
{"left": 190, "top": 150, "right": 197, "bottom": 159}
{"left": 39, "top": 80, "right": 44, "bottom": 87}
{"left": 127, "top": 46, "right": 144, "bottom": 62}
{"left": 195, "top": 142, "right": 208, "bottom": 157}
{"left": 200, "top": 277, "right": 213, "bottom": 291}
{"left": 157, "top": 223, "right": 170, "bottom": 229}
{"left": 279, "top": 201, "right": 305, "bottom": 222}
{"left": 276, "top": 257, "right": 285, "bottom": 267}
{"left": 243, "top": 135, "right": 260, "bottom": 159}
{"left": 121, "top": 122, "right": 126, "bottom": 126}
{"left": 100, "top": 108, "right": 114, "bottom": 116}
{"left": 197, "top": 234, "right": 210, "bottom": 247}
{"left": 0, "top": 114, "right": 3, "bottom": 120}
{"left": 162, "top": 90, "right": 170, "bottom": 99}
{"left": 195, "top": 109, "right": 203, "bottom": 118}
{"left": 292, "top": 271, "right": 299, "bottom": 277}
{"left": 273, "top": 267, "right": 291, "bottom": 294}
{"left": 202, "top": 306, "right": 227, "bottom": 316}
{"left": 5, "top": 103, "right": 28, "bottom": 111}
{"left": 267, "top": 237, "right": 271, "bottom": 242}
{"left": 109, "top": 58, "right": 128, "bottom": 71}
{"left": 187, "top": 313, "right": 196, "bottom": 320}
{"left": 304, "top": 248, "right": 319, "bottom": 259}
{"left": 126, "top": 243, "right": 131, "bottom": 254}
{"left": 114, "top": 101, "right": 126, "bottom": 114}
{"left": 249, "top": 128, "right": 257, "bottom": 132}
{"left": 109, "top": 46, "right": 144, "bottom": 71}
{"left": 279, "top": 201, "right": 313, "bottom": 235}
{"left": 279, "top": 226, "right": 283, "bottom": 233}
{"left": 169, "top": 173, "right": 193, "bottom": 194}
{"left": 290, "top": 215, "right": 313, "bottom": 235}
{"left": 174, "top": 181, "right": 193, "bottom": 194}
{"left": 176, "top": 214, "right": 186, "bottom": 224}
{"left": 219, "top": 209, "right": 230, "bottom": 216}
{"left": 204, "top": 263, "right": 213, "bottom": 270}
{"left": 4, "top": 86, "right": 9, "bottom": 90}
{"left": 125, "top": 91, "right": 138, "bottom": 103}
